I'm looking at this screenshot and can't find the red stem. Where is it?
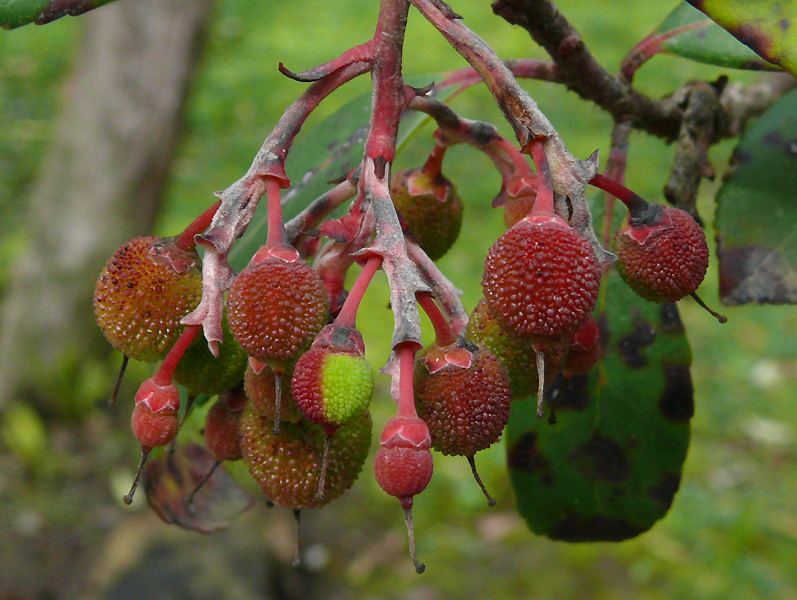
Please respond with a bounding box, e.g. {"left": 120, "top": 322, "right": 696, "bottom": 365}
{"left": 265, "top": 177, "right": 286, "bottom": 249}
{"left": 153, "top": 325, "right": 201, "bottom": 386}
{"left": 589, "top": 173, "right": 648, "bottom": 213}
{"left": 396, "top": 343, "right": 419, "bottom": 419}
{"left": 335, "top": 255, "right": 382, "bottom": 330}
{"left": 528, "top": 139, "right": 555, "bottom": 215}
{"left": 420, "top": 143, "right": 447, "bottom": 179}
{"left": 416, "top": 292, "right": 456, "bottom": 347}
{"left": 174, "top": 200, "right": 221, "bottom": 252}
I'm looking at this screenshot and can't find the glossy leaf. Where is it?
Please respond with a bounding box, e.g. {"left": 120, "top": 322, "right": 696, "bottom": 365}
{"left": 657, "top": 3, "right": 777, "bottom": 70}
{"left": 716, "top": 88, "right": 797, "bottom": 305}
{"left": 686, "top": 0, "right": 797, "bottom": 77}
{"left": 144, "top": 444, "right": 255, "bottom": 534}
{"left": 0, "top": 0, "right": 117, "bottom": 29}
{"left": 506, "top": 199, "right": 693, "bottom": 541}
{"left": 228, "top": 79, "right": 457, "bottom": 271}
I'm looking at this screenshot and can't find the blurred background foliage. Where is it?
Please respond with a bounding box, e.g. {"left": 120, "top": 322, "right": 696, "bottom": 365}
{"left": 0, "top": 0, "right": 796, "bottom": 599}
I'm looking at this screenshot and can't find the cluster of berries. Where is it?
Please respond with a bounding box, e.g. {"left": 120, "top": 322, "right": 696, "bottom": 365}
{"left": 93, "top": 133, "right": 715, "bottom": 572}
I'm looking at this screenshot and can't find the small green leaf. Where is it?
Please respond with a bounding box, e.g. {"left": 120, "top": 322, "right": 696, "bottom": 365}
{"left": 228, "top": 77, "right": 457, "bottom": 270}
{"left": 657, "top": 3, "right": 778, "bottom": 70}
{"left": 716, "top": 88, "right": 797, "bottom": 305}
{"left": 0, "top": 0, "right": 117, "bottom": 29}
{"left": 687, "top": 0, "right": 797, "bottom": 77}
{"left": 506, "top": 269, "right": 693, "bottom": 541}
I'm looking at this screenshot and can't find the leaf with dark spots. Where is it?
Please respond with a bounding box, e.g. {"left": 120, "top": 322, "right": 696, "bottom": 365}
{"left": 717, "top": 89, "right": 797, "bottom": 305}
{"left": 507, "top": 195, "right": 692, "bottom": 542}
{"left": 686, "top": 0, "right": 797, "bottom": 77}
{"left": 656, "top": 4, "right": 779, "bottom": 71}
{"left": 144, "top": 444, "right": 255, "bottom": 534}
{"left": 568, "top": 431, "right": 631, "bottom": 482}
{"left": 659, "top": 364, "right": 695, "bottom": 422}
{"left": 617, "top": 309, "right": 657, "bottom": 368}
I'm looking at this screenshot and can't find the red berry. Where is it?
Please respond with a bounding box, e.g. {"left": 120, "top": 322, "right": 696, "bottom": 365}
{"left": 482, "top": 215, "right": 601, "bottom": 341}
{"left": 131, "top": 378, "right": 181, "bottom": 451}
{"left": 94, "top": 236, "right": 202, "bottom": 362}
{"left": 373, "top": 416, "right": 433, "bottom": 508}
{"left": 227, "top": 257, "right": 329, "bottom": 366}
{"left": 562, "top": 315, "right": 601, "bottom": 377}
{"left": 414, "top": 343, "right": 511, "bottom": 457}
{"left": 204, "top": 390, "right": 246, "bottom": 462}
{"left": 613, "top": 206, "right": 709, "bottom": 303}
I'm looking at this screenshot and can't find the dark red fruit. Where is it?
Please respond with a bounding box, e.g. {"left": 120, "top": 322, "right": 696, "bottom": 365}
{"left": 94, "top": 236, "right": 203, "bottom": 362}
{"left": 613, "top": 206, "right": 709, "bottom": 303}
{"left": 562, "top": 315, "right": 601, "bottom": 377}
{"left": 227, "top": 257, "right": 328, "bottom": 366}
{"left": 373, "top": 416, "right": 433, "bottom": 508}
{"left": 482, "top": 215, "right": 601, "bottom": 341}
{"left": 239, "top": 406, "right": 371, "bottom": 509}
{"left": 131, "top": 378, "right": 181, "bottom": 451}
{"left": 243, "top": 363, "right": 303, "bottom": 424}
{"left": 414, "top": 343, "right": 511, "bottom": 457}
{"left": 390, "top": 168, "right": 463, "bottom": 261}
{"left": 204, "top": 389, "right": 247, "bottom": 462}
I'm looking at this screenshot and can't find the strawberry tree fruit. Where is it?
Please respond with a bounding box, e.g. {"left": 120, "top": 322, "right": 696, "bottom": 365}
{"left": 239, "top": 404, "right": 371, "bottom": 510}
{"left": 131, "top": 378, "right": 181, "bottom": 451}
{"left": 94, "top": 236, "right": 203, "bottom": 362}
{"left": 243, "top": 363, "right": 304, "bottom": 424}
{"left": 561, "top": 315, "right": 601, "bottom": 378}
{"left": 482, "top": 214, "right": 601, "bottom": 342}
{"left": 204, "top": 387, "right": 247, "bottom": 463}
{"left": 390, "top": 168, "right": 463, "bottom": 261}
{"left": 227, "top": 256, "right": 329, "bottom": 369}
{"left": 173, "top": 314, "right": 248, "bottom": 397}
{"left": 613, "top": 205, "right": 709, "bottom": 303}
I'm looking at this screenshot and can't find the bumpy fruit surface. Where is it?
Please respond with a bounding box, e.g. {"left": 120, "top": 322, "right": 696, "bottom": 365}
{"left": 415, "top": 344, "right": 511, "bottom": 457}
{"left": 227, "top": 257, "right": 328, "bottom": 365}
{"left": 131, "top": 378, "right": 181, "bottom": 450}
{"left": 239, "top": 407, "right": 371, "bottom": 509}
{"left": 373, "top": 416, "right": 433, "bottom": 506}
{"left": 466, "top": 298, "right": 564, "bottom": 398}
{"left": 243, "top": 364, "right": 303, "bottom": 424}
{"left": 613, "top": 206, "right": 709, "bottom": 303}
{"left": 94, "top": 236, "right": 203, "bottom": 362}
{"left": 482, "top": 216, "right": 600, "bottom": 340}
{"left": 173, "top": 314, "right": 248, "bottom": 397}
{"left": 291, "top": 346, "right": 374, "bottom": 433}
{"left": 204, "top": 390, "right": 247, "bottom": 462}
{"left": 390, "top": 168, "right": 463, "bottom": 261}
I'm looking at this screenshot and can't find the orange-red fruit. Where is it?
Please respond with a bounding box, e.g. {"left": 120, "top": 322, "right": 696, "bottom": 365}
{"left": 482, "top": 216, "right": 600, "bottom": 340}
{"left": 94, "top": 236, "right": 203, "bottom": 362}
{"left": 239, "top": 407, "right": 371, "bottom": 509}
{"left": 613, "top": 207, "right": 709, "bottom": 303}
{"left": 415, "top": 344, "right": 511, "bottom": 457}
{"left": 373, "top": 416, "right": 433, "bottom": 508}
{"left": 227, "top": 257, "right": 328, "bottom": 365}
{"left": 204, "top": 391, "right": 246, "bottom": 462}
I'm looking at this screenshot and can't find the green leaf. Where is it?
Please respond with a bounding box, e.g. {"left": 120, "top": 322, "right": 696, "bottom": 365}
{"left": 0, "top": 0, "right": 117, "bottom": 29}
{"left": 228, "top": 77, "right": 456, "bottom": 271}
{"left": 657, "top": 3, "right": 778, "bottom": 70}
{"left": 686, "top": 0, "right": 797, "bottom": 77}
{"left": 506, "top": 200, "right": 693, "bottom": 541}
{"left": 716, "top": 88, "right": 797, "bottom": 305}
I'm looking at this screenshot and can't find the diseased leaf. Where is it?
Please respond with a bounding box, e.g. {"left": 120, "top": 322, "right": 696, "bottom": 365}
{"left": 716, "top": 88, "right": 797, "bottom": 305}
{"left": 686, "top": 0, "right": 797, "bottom": 77}
{"left": 0, "top": 0, "right": 118, "bottom": 29}
{"left": 228, "top": 78, "right": 457, "bottom": 271}
{"left": 144, "top": 444, "right": 255, "bottom": 534}
{"left": 506, "top": 198, "right": 693, "bottom": 542}
{"left": 657, "top": 3, "right": 778, "bottom": 70}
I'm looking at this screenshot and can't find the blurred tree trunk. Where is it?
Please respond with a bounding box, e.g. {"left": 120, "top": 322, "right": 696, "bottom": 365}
{"left": 0, "top": 0, "right": 212, "bottom": 413}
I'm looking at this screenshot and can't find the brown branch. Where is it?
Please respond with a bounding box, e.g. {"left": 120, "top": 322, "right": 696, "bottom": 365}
{"left": 491, "top": 0, "right": 683, "bottom": 141}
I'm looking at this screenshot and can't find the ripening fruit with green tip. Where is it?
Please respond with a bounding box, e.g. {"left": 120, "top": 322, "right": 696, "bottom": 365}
{"left": 173, "top": 314, "right": 248, "bottom": 397}
{"left": 227, "top": 256, "right": 329, "bottom": 367}
{"left": 239, "top": 408, "right": 372, "bottom": 509}
{"left": 390, "top": 168, "right": 463, "bottom": 261}
{"left": 613, "top": 205, "right": 709, "bottom": 303}
{"left": 291, "top": 345, "right": 374, "bottom": 434}
{"left": 94, "top": 236, "right": 203, "bottom": 362}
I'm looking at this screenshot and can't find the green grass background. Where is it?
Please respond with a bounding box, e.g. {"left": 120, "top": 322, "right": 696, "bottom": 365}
{"left": 1, "top": 1, "right": 796, "bottom": 598}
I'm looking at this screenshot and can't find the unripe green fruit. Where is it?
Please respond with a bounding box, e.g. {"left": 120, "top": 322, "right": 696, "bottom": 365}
{"left": 239, "top": 408, "right": 372, "bottom": 509}
{"left": 613, "top": 206, "right": 709, "bottom": 303}
{"left": 292, "top": 346, "right": 374, "bottom": 433}
{"left": 390, "top": 168, "right": 463, "bottom": 261}
{"left": 227, "top": 257, "right": 328, "bottom": 366}
{"left": 94, "top": 236, "right": 203, "bottom": 362}
{"left": 173, "top": 314, "right": 248, "bottom": 397}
